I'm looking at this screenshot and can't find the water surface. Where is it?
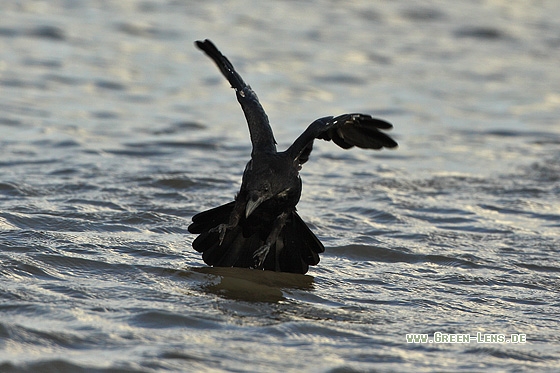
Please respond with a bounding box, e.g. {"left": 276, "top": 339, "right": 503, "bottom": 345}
{"left": 1, "top": 1, "right": 559, "bottom": 372}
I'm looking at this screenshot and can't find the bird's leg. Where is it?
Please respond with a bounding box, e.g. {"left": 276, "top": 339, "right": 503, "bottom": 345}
{"left": 253, "top": 211, "right": 290, "bottom": 269}
{"left": 209, "top": 200, "right": 244, "bottom": 245}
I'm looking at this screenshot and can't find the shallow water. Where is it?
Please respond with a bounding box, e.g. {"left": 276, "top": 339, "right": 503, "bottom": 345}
{"left": 1, "top": 1, "right": 560, "bottom": 372}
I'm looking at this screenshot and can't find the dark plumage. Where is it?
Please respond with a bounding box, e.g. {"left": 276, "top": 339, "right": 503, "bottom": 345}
{"left": 188, "top": 39, "right": 397, "bottom": 274}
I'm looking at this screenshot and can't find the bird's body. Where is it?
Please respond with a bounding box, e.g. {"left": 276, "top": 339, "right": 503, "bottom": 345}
{"left": 188, "top": 39, "right": 397, "bottom": 274}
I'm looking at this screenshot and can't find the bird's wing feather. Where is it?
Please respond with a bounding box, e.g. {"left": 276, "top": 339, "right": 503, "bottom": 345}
{"left": 195, "top": 39, "right": 277, "bottom": 154}
{"left": 287, "top": 114, "right": 398, "bottom": 166}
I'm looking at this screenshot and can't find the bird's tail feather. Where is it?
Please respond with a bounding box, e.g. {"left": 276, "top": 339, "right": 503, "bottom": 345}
{"left": 188, "top": 201, "right": 236, "bottom": 234}
{"left": 276, "top": 212, "right": 324, "bottom": 273}
{"left": 188, "top": 203, "right": 324, "bottom": 274}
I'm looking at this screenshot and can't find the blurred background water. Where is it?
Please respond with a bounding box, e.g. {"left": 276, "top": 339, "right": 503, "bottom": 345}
{"left": 1, "top": 0, "right": 559, "bottom": 372}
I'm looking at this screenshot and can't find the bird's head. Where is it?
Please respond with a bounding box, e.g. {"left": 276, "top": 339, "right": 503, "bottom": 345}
{"left": 244, "top": 184, "right": 272, "bottom": 218}
{"left": 240, "top": 155, "right": 298, "bottom": 218}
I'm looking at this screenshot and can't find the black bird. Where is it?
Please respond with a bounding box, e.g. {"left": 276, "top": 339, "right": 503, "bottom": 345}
{"left": 188, "top": 39, "right": 397, "bottom": 274}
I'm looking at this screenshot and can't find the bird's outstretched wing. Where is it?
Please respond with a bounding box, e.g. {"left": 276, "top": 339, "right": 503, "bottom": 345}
{"left": 195, "top": 39, "right": 277, "bottom": 155}
{"left": 286, "top": 114, "right": 398, "bottom": 166}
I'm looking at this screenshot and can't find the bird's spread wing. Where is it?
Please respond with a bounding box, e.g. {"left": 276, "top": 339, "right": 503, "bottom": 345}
{"left": 287, "top": 114, "right": 398, "bottom": 166}
{"left": 195, "top": 39, "right": 277, "bottom": 154}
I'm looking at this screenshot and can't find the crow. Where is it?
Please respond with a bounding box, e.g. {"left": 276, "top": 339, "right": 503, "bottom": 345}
{"left": 188, "top": 39, "right": 397, "bottom": 274}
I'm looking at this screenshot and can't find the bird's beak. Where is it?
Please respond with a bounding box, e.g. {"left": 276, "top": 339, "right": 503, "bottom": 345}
{"left": 245, "top": 195, "right": 265, "bottom": 218}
